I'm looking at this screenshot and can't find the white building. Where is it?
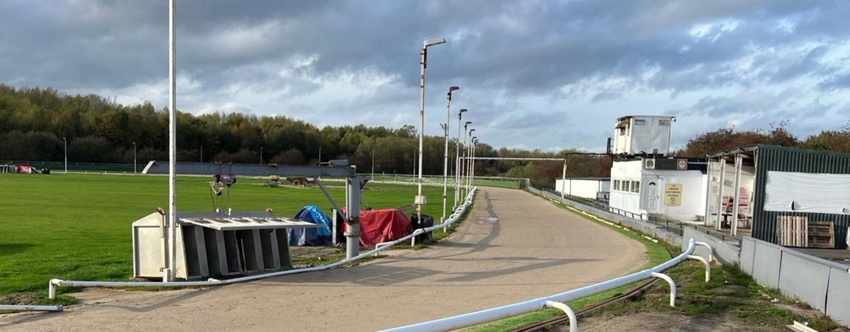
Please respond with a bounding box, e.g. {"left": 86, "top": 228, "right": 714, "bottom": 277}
{"left": 613, "top": 115, "right": 675, "bottom": 156}
{"left": 609, "top": 157, "right": 707, "bottom": 221}
{"left": 607, "top": 114, "right": 708, "bottom": 221}
{"left": 555, "top": 177, "right": 610, "bottom": 200}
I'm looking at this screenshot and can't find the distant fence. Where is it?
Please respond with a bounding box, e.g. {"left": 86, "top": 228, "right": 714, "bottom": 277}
{"left": 0, "top": 161, "right": 136, "bottom": 173}
{"left": 363, "top": 174, "right": 523, "bottom": 189}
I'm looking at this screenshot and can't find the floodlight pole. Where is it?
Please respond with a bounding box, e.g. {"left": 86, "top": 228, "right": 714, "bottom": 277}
{"left": 260, "top": 147, "right": 263, "bottom": 165}
{"left": 461, "top": 121, "right": 471, "bottom": 200}
{"left": 166, "top": 0, "right": 178, "bottom": 282}
{"left": 442, "top": 86, "right": 459, "bottom": 223}
{"left": 133, "top": 142, "right": 137, "bottom": 174}
{"left": 467, "top": 129, "right": 476, "bottom": 195}
{"left": 63, "top": 137, "right": 67, "bottom": 173}
{"left": 455, "top": 110, "right": 467, "bottom": 208}
{"left": 470, "top": 136, "right": 476, "bottom": 192}
{"left": 417, "top": 37, "right": 446, "bottom": 227}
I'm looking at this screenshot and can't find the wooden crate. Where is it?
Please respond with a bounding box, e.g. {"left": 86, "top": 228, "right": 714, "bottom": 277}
{"left": 807, "top": 221, "right": 835, "bottom": 248}
{"left": 776, "top": 216, "right": 808, "bottom": 247}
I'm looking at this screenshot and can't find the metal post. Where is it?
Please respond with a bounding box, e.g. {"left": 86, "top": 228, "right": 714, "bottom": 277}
{"left": 561, "top": 155, "right": 567, "bottom": 200}
{"left": 417, "top": 46, "right": 426, "bottom": 227}
{"left": 166, "top": 0, "right": 178, "bottom": 282}
{"left": 454, "top": 110, "right": 467, "bottom": 208}
{"left": 703, "top": 158, "right": 713, "bottom": 227}
{"left": 63, "top": 137, "right": 67, "bottom": 173}
{"left": 260, "top": 147, "right": 263, "bottom": 165}
{"left": 469, "top": 138, "right": 474, "bottom": 190}
{"left": 371, "top": 149, "right": 374, "bottom": 181}
{"left": 467, "top": 129, "right": 475, "bottom": 195}
{"left": 417, "top": 38, "right": 446, "bottom": 226}
{"left": 345, "top": 176, "right": 361, "bottom": 258}
{"left": 732, "top": 153, "right": 743, "bottom": 236}
{"left": 133, "top": 141, "right": 137, "bottom": 174}
{"left": 461, "top": 123, "right": 469, "bottom": 199}
{"left": 715, "top": 158, "right": 726, "bottom": 231}
{"left": 442, "top": 87, "right": 458, "bottom": 224}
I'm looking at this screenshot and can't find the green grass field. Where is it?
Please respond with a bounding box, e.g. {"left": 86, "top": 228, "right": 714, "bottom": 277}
{"left": 0, "top": 173, "right": 461, "bottom": 299}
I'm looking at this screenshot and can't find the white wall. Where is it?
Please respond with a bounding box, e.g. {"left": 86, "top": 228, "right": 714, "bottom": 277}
{"left": 640, "top": 170, "right": 707, "bottom": 221}
{"left": 555, "top": 179, "right": 610, "bottom": 199}
{"left": 610, "top": 160, "right": 643, "bottom": 215}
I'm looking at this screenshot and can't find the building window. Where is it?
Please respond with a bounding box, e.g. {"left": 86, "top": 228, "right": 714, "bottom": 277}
{"left": 658, "top": 119, "right": 671, "bottom": 126}
{"left": 634, "top": 119, "right": 646, "bottom": 125}
{"left": 632, "top": 181, "right": 640, "bottom": 193}
{"left": 614, "top": 180, "right": 620, "bottom": 191}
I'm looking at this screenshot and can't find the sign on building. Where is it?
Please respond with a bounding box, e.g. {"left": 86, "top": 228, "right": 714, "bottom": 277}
{"left": 665, "top": 183, "right": 683, "bottom": 206}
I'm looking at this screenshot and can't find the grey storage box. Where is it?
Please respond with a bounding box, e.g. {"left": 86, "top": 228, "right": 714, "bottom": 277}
{"left": 132, "top": 211, "right": 319, "bottom": 279}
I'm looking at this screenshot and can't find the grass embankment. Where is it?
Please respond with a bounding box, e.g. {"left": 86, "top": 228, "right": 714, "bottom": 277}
{"left": 0, "top": 173, "right": 459, "bottom": 304}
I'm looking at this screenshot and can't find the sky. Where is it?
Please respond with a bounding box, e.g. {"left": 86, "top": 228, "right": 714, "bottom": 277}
{"left": 1, "top": 1, "right": 849, "bottom": 152}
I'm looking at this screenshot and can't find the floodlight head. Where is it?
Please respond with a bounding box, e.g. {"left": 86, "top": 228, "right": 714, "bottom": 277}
{"left": 459, "top": 108, "right": 468, "bottom": 113}
{"left": 470, "top": 129, "right": 476, "bottom": 134}
{"left": 465, "top": 121, "right": 472, "bottom": 126}
{"left": 423, "top": 38, "right": 447, "bottom": 47}
{"left": 449, "top": 86, "right": 460, "bottom": 92}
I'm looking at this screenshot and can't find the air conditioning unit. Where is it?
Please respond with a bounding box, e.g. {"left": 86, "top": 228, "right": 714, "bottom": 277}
{"left": 644, "top": 158, "right": 656, "bottom": 170}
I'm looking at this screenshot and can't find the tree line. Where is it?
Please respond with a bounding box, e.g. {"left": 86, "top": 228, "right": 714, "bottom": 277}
{"left": 2, "top": 85, "right": 849, "bottom": 188}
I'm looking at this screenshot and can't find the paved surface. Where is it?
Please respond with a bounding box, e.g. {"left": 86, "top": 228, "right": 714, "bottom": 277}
{"left": 1, "top": 187, "right": 646, "bottom": 331}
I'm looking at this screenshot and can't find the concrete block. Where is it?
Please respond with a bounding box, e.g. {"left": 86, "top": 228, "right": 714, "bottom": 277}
{"left": 826, "top": 267, "right": 850, "bottom": 326}
{"left": 778, "top": 253, "right": 830, "bottom": 311}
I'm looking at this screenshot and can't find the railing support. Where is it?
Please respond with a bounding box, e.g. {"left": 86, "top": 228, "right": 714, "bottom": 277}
{"left": 695, "top": 241, "right": 713, "bottom": 263}
{"left": 544, "top": 301, "right": 577, "bottom": 332}
{"left": 650, "top": 271, "right": 677, "bottom": 307}
{"left": 688, "top": 255, "right": 711, "bottom": 282}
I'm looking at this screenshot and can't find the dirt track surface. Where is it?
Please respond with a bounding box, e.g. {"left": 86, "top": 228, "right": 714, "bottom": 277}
{"left": 1, "top": 187, "right": 645, "bottom": 331}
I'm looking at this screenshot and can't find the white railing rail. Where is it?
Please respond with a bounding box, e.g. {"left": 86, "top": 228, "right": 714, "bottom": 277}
{"left": 381, "top": 239, "right": 713, "bottom": 332}
{"left": 48, "top": 188, "right": 478, "bottom": 300}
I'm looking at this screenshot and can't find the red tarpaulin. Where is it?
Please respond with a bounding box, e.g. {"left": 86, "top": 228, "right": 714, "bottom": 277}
{"left": 344, "top": 208, "right": 412, "bottom": 246}
{"left": 14, "top": 165, "right": 33, "bottom": 174}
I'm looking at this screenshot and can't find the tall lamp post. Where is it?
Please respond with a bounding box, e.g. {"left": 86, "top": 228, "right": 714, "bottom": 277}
{"left": 63, "top": 137, "right": 67, "bottom": 173}
{"left": 416, "top": 37, "right": 447, "bottom": 226}
{"left": 260, "top": 146, "right": 263, "bottom": 165}
{"left": 467, "top": 129, "right": 476, "bottom": 196}
{"left": 454, "top": 109, "right": 468, "bottom": 208}
{"left": 442, "top": 86, "right": 459, "bottom": 223}
{"left": 133, "top": 141, "right": 137, "bottom": 174}
{"left": 461, "top": 121, "right": 471, "bottom": 202}
{"left": 471, "top": 136, "right": 478, "bottom": 191}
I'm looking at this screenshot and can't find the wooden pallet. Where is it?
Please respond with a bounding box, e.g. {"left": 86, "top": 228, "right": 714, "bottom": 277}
{"left": 807, "top": 221, "right": 835, "bottom": 248}
{"left": 777, "top": 216, "right": 808, "bottom": 247}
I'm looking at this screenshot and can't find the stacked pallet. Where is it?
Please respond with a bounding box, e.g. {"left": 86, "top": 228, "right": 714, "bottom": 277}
{"left": 776, "top": 216, "right": 836, "bottom": 248}
{"left": 807, "top": 221, "right": 835, "bottom": 248}
{"left": 777, "top": 216, "right": 808, "bottom": 247}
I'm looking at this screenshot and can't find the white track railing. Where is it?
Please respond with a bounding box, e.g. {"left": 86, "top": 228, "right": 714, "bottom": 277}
{"left": 0, "top": 304, "right": 63, "bottom": 312}
{"left": 381, "top": 239, "right": 712, "bottom": 332}
{"left": 48, "top": 188, "right": 478, "bottom": 300}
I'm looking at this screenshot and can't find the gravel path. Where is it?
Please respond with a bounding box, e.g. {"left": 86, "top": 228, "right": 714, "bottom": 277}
{"left": 1, "top": 187, "right": 646, "bottom": 331}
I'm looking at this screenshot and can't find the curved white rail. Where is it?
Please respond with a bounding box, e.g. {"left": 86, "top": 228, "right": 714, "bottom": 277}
{"left": 381, "top": 238, "right": 711, "bottom": 332}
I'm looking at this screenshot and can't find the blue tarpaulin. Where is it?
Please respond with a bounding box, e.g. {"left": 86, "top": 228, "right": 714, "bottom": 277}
{"left": 289, "top": 205, "right": 333, "bottom": 246}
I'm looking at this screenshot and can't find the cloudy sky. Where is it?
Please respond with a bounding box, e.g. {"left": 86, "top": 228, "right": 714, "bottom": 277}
{"left": 2, "top": 1, "right": 849, "bottom": 152}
